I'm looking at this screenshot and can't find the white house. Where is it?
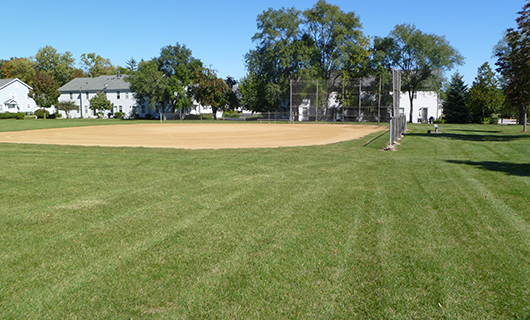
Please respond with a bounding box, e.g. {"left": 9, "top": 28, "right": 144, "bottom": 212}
{"left": 0, "top": 79, "right": 38, "bottom": 114}
{"left": 58, "top": 75, "right": 140, "bottom": 118}
{"left": 399, "top": 91, "right": 441, "bottom": 123}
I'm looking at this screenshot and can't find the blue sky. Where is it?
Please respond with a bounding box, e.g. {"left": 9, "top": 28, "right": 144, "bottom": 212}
{"left": 0, "top": 0, "right": 522, "bottom": 85}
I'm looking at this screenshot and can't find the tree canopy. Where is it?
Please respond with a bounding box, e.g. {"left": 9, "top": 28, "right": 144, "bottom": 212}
{"left": 467, "top": 63, "right": 504, "bottom": 123}
{"left": 244, "top": 0, "right": 370, "bottom": 112}
{"left": 28, "top": 71, "right": 60, "bottom": 119}
{"left": 191, "top": 67, "right": 229, "bottom": 119}
{"left": 89, "top": 92, "right": 114, "bottom": 113}
{"left": 0, "top": 57, "right": 36, "bottom": 85}
{"left": 80, "top": 53, "right": 114, "bottom": 78}
{"left": 158, "top": 43, "right": 203, "bottom": 116}
{"left": 495, "top": 2, "right": 530, "bottom": 131}
{"left": 35, "top": 46, "right": 76, "bottom": 86}
{"left": 126, "top": 59, "right": 167, "bottom": 111}
{"left": 374, "top": 23, "right": 464, "bottom": 122}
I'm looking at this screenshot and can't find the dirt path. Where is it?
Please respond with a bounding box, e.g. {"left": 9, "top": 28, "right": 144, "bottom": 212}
{"left": 0, "top": 123, "right": 384, "bottom": 149}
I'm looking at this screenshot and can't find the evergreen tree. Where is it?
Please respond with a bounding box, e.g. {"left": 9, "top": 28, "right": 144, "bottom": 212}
{"left": 467, "top": 62, "right": 504, "bottom": 123}
{"left": 443, "top": 73, "right": 471, "bottom": 123}
{"left": 495, "top": 2, "right": 530, "bottom": 131}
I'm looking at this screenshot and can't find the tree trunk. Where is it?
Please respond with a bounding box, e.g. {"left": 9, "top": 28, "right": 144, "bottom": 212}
{"left": 523, "top": 107, "right": 528, "bottom": 132}
{"left": 409, "top": 91, "right": 414, "bottom": 123}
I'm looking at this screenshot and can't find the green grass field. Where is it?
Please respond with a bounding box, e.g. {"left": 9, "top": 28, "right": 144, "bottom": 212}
{"left": 1, "top": 120, "right": 529, "bottom": 319}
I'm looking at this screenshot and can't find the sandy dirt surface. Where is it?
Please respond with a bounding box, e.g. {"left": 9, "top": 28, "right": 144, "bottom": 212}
{"left": 0, "top": 123, "right": 384, "bottom": 149}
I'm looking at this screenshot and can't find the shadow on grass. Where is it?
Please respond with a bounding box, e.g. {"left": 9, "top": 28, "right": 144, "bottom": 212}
{"left": 407, "top": 132, "right": 530, "bottom": 142}
{"left": 453, "top": 129, "right": 502, "bottom": 133}
{"left": 446, "top": 160, "right": 530, "bottom": 177}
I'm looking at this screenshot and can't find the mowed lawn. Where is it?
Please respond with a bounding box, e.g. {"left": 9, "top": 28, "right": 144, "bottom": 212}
{"left": 0, "top": 120, "right": 529, "bottom": 319}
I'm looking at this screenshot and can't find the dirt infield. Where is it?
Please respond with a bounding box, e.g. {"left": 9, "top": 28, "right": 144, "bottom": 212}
{"left": 0, "top": 123, "right": 384, "bottom": 149}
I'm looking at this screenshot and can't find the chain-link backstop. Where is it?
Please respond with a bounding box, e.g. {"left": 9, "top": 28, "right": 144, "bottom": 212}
{"left": 290, "top": 70, "right": 402, "bottom": 125}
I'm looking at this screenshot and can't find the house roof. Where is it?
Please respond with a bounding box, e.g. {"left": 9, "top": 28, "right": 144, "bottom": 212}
{"left": 0, "top": 78, "right": 32, "bottom": 91}
{"left": 59, "top": 75, "right": 131, "bottom": 92}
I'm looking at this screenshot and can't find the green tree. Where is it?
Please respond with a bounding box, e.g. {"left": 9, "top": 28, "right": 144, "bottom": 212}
{"left": 303, "top": 0, "right": 369, "bottom": 80}
{"left": 495, "top": 2, "right": 530, "bottom": 132}
{"left": 443, "top": 73, "right": 471, "bottom": 123}
{"left": 225, "top": 76, "right": 240, "bottom": 110}
{"left": 28, "top": 71, "right": 60, "bottom": 119}
{"left": 244, "top": 1, "right": 370, "bottom": 113}
{"left": 56, "top": 100, "right": 79, "bottom": 119}
{"left": 126, "top": 59, "right": 167, "bottom": 112}
{"left": 375, "top": 24, "right": 464, "bottom": 122}
{"left": 35, "top": 46, "right": 76, "bottom": 86}
{"left": 157, "top": 43, "right": 202, "bottom": 118}
{"left": 89, "top": 92, "right": 114, "bottom": 116}
{"left": 125, "top": 57, "right": 138, "bottom": 73}
{"left": 467, "top": 63, "right": 504, "bottom": 123}
{"left": 191, "top": 67, "right": 229, "bottom": 120}
{"left": 80, "top": 53, "right": 114, "bottom": 77}
{"left": 238, "top": 73, "right": 264, "bottom": 113}
{"left": 0, "top": 57, "right": 36, "bottom": 85}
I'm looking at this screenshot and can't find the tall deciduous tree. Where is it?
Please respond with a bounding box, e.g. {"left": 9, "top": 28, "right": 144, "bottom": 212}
{"left": 80, "top": 53, "right": 114, "bottom": 77}
{"left": 375, "top": 24, "right": 464, "bottom": 122}
{"left": 495, "top": 2, "right": 530, "bottom": 131}
{"left": 192, "top": 67, "right": 229, "bottom": 120}
{"left": 467, "top": 63, "right": 504, "bottom": 123}
{"left": 443, "top": 72, "right": 471, "bottom": 123}
{"left": 246, "top": 6, "right": 303, "bottom": 112}
{"left": 126, "top": 59, "right": 167, "bottom": 112}
{"left": 28, "top": 71, "right": 60, "bottom": 119}
{"left": 0, "top": 57, "right": 36, "bottom": 85}
{"left": 244, "top": 1, "right": 370, "bottom": 112}
{"left": 35, "top": 46, "right": 76, "bottom": 86}
{"left": 303, "top": 0, "right": 369, "bottom": 80}
{"left": 238, "top": 73, "right": 264, "bottom": 113}
{"left": 158, "top": 43, "right": 202, "bottom": 117}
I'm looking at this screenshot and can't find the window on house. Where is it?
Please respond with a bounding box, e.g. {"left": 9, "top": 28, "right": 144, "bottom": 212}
{"left": 70, "top": 92, "right": 73, "bottom": 99}
{"left": 141, "top": 105, "right": 145, "bottom": 113}
{"left": 125, "top": 92, "right": 129, "bottom": 99}
{"left": 119, "top": 105, "right": 123, "bottom": 112}
{"left": 10, "top": 91, "right": 16, "bottom": 99}
{"left": 86, "top": 92, "right": 89, "bottom": 99}
{"left": 117, "top": 91, "right": 120, "bottom": 99}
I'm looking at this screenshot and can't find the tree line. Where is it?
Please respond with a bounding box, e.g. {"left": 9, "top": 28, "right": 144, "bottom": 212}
{"left": 240, "top": 0, "right": 465, "bottom": 123}
{"left": 442, "top": 1, "right": 530, "bottom": 130}
{"left": 0, "top": 43, "right": 237, "bottom": 119}
{"left": 3, "top": 0, "right": 527, "bottom": 127}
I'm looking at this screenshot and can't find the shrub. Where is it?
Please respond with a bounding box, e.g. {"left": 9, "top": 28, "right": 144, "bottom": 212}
{"left": 35, "top": 109, "right": 50, "bottom": 119}
{"left": 48, "top": 112, "right": 62, "bottom": 119}
{"left": 145, "top": 114, "right": 154, "bottom": 120}
{"left": 223, "top": 111, "right": 240, "bottom": 119}
{"left": 0, "top": 112, "right": 17, "bottom": 119}
{"left": 16, "top": 112, "right": 25, "bottom": 120}
{"left": 114, "top": 112, "right": 125, "bottom": 119}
